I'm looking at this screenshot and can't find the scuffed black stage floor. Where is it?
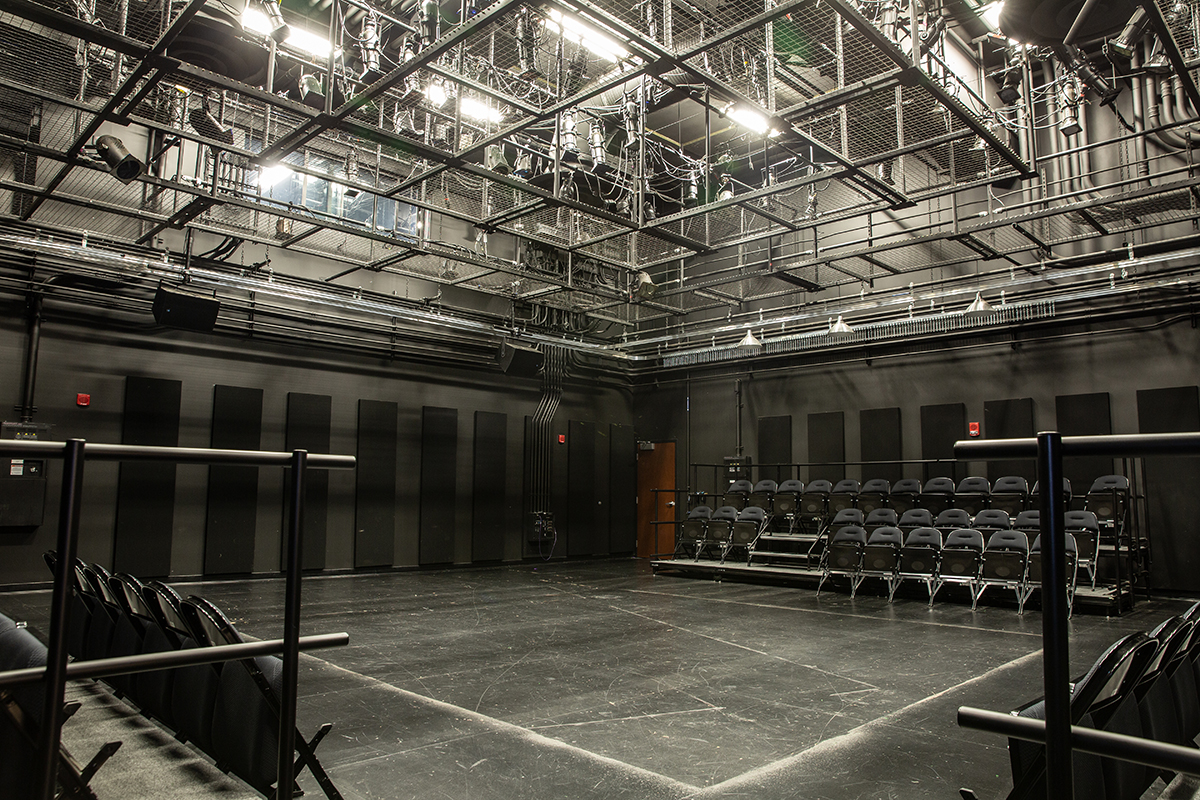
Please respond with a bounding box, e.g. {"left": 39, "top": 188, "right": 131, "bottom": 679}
{"left": 4, "top": 560, "right": 1195, "bottom": 800}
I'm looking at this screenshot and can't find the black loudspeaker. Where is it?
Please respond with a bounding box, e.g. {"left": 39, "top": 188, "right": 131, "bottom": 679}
{"left": 498, "top": 341, "right": 543, "bottom": 377}
{"left": 153, "top": 286, "right": 220, "bottom": 332}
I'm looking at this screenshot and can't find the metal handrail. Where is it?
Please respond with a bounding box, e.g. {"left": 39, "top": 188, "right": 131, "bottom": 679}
{"left": 12, "top": 438, "right": 356, "bottom": 800}
{"left": 954, "top": 431, "right": 1200, "bottom": 800}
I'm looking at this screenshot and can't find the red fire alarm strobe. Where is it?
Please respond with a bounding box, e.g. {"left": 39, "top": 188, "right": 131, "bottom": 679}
{"left": 968, "top": 422, "right": 980, "bottom": 437}
{"left": 558, "top": 434, "right": 566, "bottom": 444}
{"left": 76, "top": 393, "right": 91, "bottom": 408}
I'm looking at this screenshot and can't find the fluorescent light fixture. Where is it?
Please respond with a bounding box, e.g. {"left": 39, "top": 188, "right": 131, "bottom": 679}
{"left": 424, "top": 81, "right": 449, "bottom": 107}
{"left": 242, "top": 6, "right": 334, "bottom": 57}
{"left": 543, "top": 9, "right": 629, "bottom": 62}
{"left": 459, "top": 96, "right": 502, "bottom": 123}
{"left": 257, "top": 163, "right": 292, "bottom": 188}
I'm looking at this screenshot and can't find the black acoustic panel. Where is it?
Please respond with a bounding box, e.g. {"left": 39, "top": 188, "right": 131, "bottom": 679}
{"left": 807, "top": 411, "right": 845, "bottom": 482}
{"left": 757, "top": 416, "right": 793, "bottom": 483}
{"left": 860, "top": 407, "right": 902, "bottom": 484}
{"left": 1056, "top": 393, "right": 1114, "bottom": 492}
{"left": 568, "top": 420, "right": 597, "bottom": 557}
{"left": 420, "top": 407, "right": 457, "bottom": 565}
{"left": 920, "top": 403, "right": 966, "bottom": 482}
{"left": 984, "top": 398, "right": 1036, "bottom": 482}
{"left": 113, "top": 376, "right": 181, "bottom": 576}
{"left": 356, "top": 400, "right": 397, "bottom": 568}
{"left": 1138, "top": 387, "right": 1200, "bottom": 591}
{"left": 285, "top": 393, "right": 331, "bottom": 571}
{"left": 609, "top": 424, "right": 637, "bottom": 554}
{"left": 204, "top": 385, "right": 263, "bottom": 575}
{"left": 472, "top": 411, "right": 507, "bottom": 562}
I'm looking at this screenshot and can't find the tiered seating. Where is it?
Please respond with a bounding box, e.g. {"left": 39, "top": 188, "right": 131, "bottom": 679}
{"left": 30, "top": 554, "right": 344, "bottom": 800}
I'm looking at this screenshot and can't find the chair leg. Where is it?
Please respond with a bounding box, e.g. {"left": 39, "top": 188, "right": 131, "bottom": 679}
{"left": 887, "top": 576, "right": 899, "bottom": 603}
{"left": 927, "top": 577, "right": 942, "bottom": 607}
{"left": 971, "top": 583, "right": 983, "bottom": 611}
{"left": 850, "top": 573, "right": 864, "bottom": 598}
{"left": 816, "top": 572, "right": 828, "bottom": 597}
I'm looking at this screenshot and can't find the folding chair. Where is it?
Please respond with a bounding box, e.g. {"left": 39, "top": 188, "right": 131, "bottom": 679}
{"left": 828, "top": 479, "right": 860, "bottom": 514}
{"left": 675, "top": 507, "right": 712, "bottom": 559}
{"left": 990, "top": 476, "right": 1030, "bottom": 516}
{"left": 723, "top": 506, "right": 766, "bottom": 563}
{"left": 700, "top": 506, "right": 739, "bottom": 559}
{"left": 1021, "top": 534, "right": 1077, "bottom": 617}
{"left": 857, "top": 479, "right": 890, "bottom": 515}
{"left": 897, "top": 527, "right": 943, "bottom": 606}
{"left": 1064, "top": 510, "right": 1099, "bottom": 589}
{"left": 1012, "top": 510, "right": 1040, "bottom": 535}
{"left": 746, "top": 480, "right": 777, "bottom": 513}
{"left": 973, "top": 531, "right": 1030, "bottom": 611}
{"left": 797, "top": 480, "right": 833, "bottom": 533}
{"left": 972, "top": 509, "right": 1012, "bottom": 533}
{"left": 182, "top": 597, "right": 345, "bottom": 800}
{"left": 888, "top": 479, "right": 922, "bottom": 515}
{"left": 772, "top": 479, "right": 804, "bottom": 518}
{"left": 721, "top": 479, "right": 754, "bottom": 510}
{"left": 933, "top": 508, "right": 971, "bottom": 533}
{"left": 817, "top": 526, "right": 868, "bottom": 597}
{"left": 861, "top": 526, "right": 905, "bottom": 602}
{"left": 954, "top": 477, "right": 991, "bottom": 517}
{"left": 897, "top": 508, "right": 933, "bottom": 533}
{"left": 918, "top": 477, "right": 956, "bottom": 516}
{"left": 864, "top": 507, "right": 898, "bottom": 534}
{"left": 936, "top": 529, "right": 985, "bottom": 604}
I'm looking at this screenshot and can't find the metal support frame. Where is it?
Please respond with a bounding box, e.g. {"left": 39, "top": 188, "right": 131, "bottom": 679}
{"left": 0, "top": 439, "right": 355, "bottom": 800}
{"left": 954, "top": 431, "right": 1200, "bottom": 800}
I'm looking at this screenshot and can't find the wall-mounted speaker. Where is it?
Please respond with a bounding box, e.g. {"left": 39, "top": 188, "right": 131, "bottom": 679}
{"left": 153, "top": 285, "right": 220, "bottom": 332}
{"left": 498, "top": 340, "right": 543, "bottom": 377}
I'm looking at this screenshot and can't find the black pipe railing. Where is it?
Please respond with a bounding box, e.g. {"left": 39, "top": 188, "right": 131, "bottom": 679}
{"left": 0, "top": 438, "right": 356, "bottom": 800}
{"left": 953, "top": 430, "right": 1200, "bottom": 800}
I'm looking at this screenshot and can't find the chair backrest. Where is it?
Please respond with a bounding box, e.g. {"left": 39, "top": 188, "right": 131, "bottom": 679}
{"left": 1088, "top": 475, "right": 1129, "bottom": 494}
{"left": 831, "top": 479, "right": 860, "bottom": 494}
{"left": 804, "top": 480, "right": 833, "bottom": 494}
{"left": 1032, "top": 477, "right": 1072, "bottom": 500}
{"left": 1014, "top": 510, "right": 1041, "bottom": 530}
{"left": 922, "top": 477, "right": 955, "bottom": 494}
{"left": 1064, "top": 510, "right": 1099, "bottom": 532}
{"left": 985, "top": 530, "right": 1029, "bottom": 553}
{"left": 751, "top": 479, "right": 777, "bottom": 493}
{"left": 892, "top": 479, "right": 922, "bottom": 495}
{"left": 867, "top": 527, "right": 904, "bottom": 547}
{"left": 934, "top": 509, "right": 971, "bottom": 528}
{"left": 956, "top": 476, "right": 991, "bottom": 494}
{"left": 831, "top": 508, "right": 864, "bottom": 527}
{"left": 861, "top": 479, "right": 890, "bottom": 494}
{"left": 711, "top": 505, "right": 740, "bottom": 521}
{"left": 1030, "top": 534, "right": 1077, "bottom": 555}
{"left": 726, "top": 480, "right": 754, "bottom": 494}
{"left": 992, "top": 476, "right": 1029, "bottom": 494}
{"left": 973, "top": 509, "right": 1012, "bottom": 530}
{"left": 903, "top": 527, "right": 942, "bottom": 548}
{"left": 865, "top": 508, "right": 898, "bottom": 526}
{"left": 899, "top": 509, "right": 934, "bottom": 527}
{"left": 737, "top": 506, "right": 766, "bottom": 523}
{"left": 687, "top": 506, "right": 713, "bottom": 520}
{"left": 943, "top": 529, "right": 985, "bottom": 551}
{"left": 777, "top": 479, "right": 804, "bottom": 493}
{"left": 831, "top": 525, "right": 867, "bottom": 545}
{"left": 1070, "top": 631, "right": 1158, "bottom": 721}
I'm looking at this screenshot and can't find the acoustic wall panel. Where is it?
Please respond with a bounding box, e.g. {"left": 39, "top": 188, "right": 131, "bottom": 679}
{"left": 983, "top": 398, "right": 1036, "bottom": 482}
{"left": 609, "top": 423, "right": 637, "bottom": 554}
{"left": 419, "top": 407, "right": 457, "bottom": 565}
{"left": 568, "top": 420, "right": 597, "bottom": 557}
{"left": 355, "top": 400, "right": 397, "bottom": 568}
{"left": 113, "top": 376, "right": 181, "bottom": 576}
{"left": 1138, "top": 386, "right": 1200, "bottom": 591}
{"left": 808, "top": 412, "right": 845, "bottom": 482}
{"left": 920, "top": 403, "right": 966, "bottom": 482}
{"left": 757, "top": 416, "right": 793, "bottom": 483}
{"left": 472, "top": 411, "right": 507, "bottom": 562}
{"left": 1055, "top": 393, "right": 1114, "bottom": 491}
{"left": 860, "top": 407, "right": 902, "bottom": 484}
{"left": 204, "top": 385, "right": 263, "bottom": 575}
{"left": 285, "top": 393, "right": 331, "bottom": 571}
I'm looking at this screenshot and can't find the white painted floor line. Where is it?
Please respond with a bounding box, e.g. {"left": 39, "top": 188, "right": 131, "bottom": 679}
{"left": 682, "top": 647, "right": 1045, "bottom": 797}
{"left": 529, "top": 706, "right": 727, "bottom": 730}
{"left": 314, "top": 657, "right": 701, "bottom": 793}
{"left": 625, "top": 588, "right": 1046, "bottom": 637}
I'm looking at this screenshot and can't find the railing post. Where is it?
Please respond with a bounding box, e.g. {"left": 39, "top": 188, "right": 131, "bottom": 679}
{"left": 37, "top": 438, "right": 85, "bottom": 800}
{"left": 1037, "top": 431, "right": 1072, "bottom": 800}
{"left": 277, "top": 449, "right": 307, "bottom": 800}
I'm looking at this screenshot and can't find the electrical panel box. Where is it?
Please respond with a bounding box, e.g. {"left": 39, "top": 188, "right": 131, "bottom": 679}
{"left": 723, "top": 456, "right": 753, "bottom": 482}
{"left": 0, "top": 458, "right": 46, "bottom": 527}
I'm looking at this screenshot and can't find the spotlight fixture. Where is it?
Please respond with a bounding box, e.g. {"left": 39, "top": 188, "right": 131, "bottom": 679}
{"left": 1056, "top": 45, "right": 1120, "bottom": 106}
{"left": 460, "top": 96, "right": 502, "bottom": 123}
{"left": 1107, "top": 7, "right": 1149, "bottom": 58}
{"left": 737, "top": 329, "right": 763, "bottom": 349}
{"left": 187, "top": 94, "right": 234, "bottom": 145}
{"left": 963, "top": 291, "right": 994, "bottom": 316}
{"left": 1144, "top": 39, "right": 1172, "bottom": 73}
{"left": 418, "top": 0, "right": 439, "bottom": 44}
{"left": 1059, "top": 114, "right": 1081, "bottom": 136}
{"left": 997, "top": 69, "right": 1021, "bottom": 105}
{"left": 93, "top": 135, "right": 144, "bottom": 183}
{"left": 827, "top": 315, "right": 854, "bottom": 338}
{"left": 635, "top": 271, "right": 657, "bottom": 300}
{"left": 260, "top": 0, "right": 289, "bottom": 43}
{"left": 485, "top": 144, "right": 511, "bottom": 174}
{"left": 717, "top": 173, "right": 734, "bottom": 201}
{"left": 424, "top": 80, "right": 449, "bottom": 107}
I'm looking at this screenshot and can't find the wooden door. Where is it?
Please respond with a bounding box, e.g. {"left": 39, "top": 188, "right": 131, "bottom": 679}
{"left": 637, "top": 441, "right": 676, "bottom": 558}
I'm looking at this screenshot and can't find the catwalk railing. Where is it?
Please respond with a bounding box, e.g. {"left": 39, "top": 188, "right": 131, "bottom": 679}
{"left": 953, "top": 432, "right": 1200, "bottom": 800}
{"left": 0, "top": 439, "right": 356, "bottom": 800}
